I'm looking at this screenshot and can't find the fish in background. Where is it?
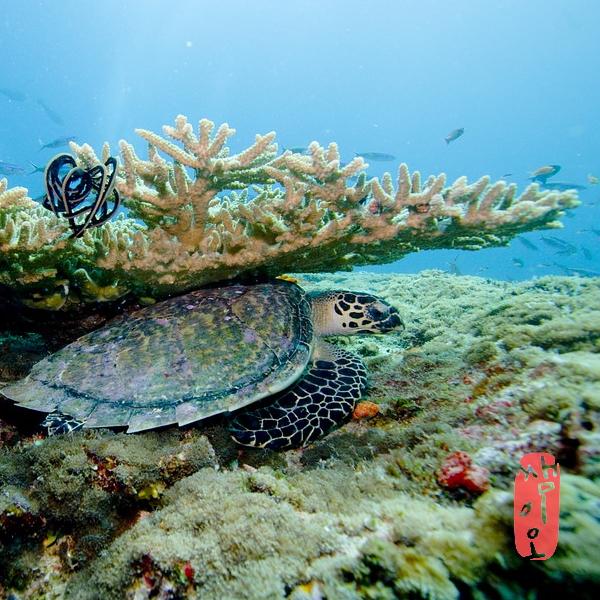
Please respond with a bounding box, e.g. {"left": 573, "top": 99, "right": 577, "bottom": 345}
{"left": 353, "top": 151, "right": 396, "bottom": 162}
{"left": 553, "top": 263, "right": 600, "bottom": 278}
{"left": 444, "top": 127, "right": 465, "bottom": 145}
{"left": 516, "top": 235, "right": 539, "bottom": 251}
{"left": 0, "top": 161, "right": 26, "bottom": 175}
{"left": 281, "top": 146, "right": 310, "bottom": 155}
{"left": 541, "top": 181, "right": 587, "bottom": 192}
{"left": 37, "top": 99, "right": 64, "bottom": 125}
{"left": 38, "top": 136, "right": 77, "bottom": 150}
{"left": 0, "top": 87, "right": 26, "bottom": 102}
{"left": 27, "top": 161, "right": 45, "bottom": 174}
{"left": 446, "top": 255, "right": 462, "bottom": 275}
{"left": 588, "top": 173, "right": 599, "bottom": 185}
{"left": 528, "top": 164, "right": 561, "bottom": 184}
{"left": 581, "top": 246, "right": 593, "bottom": 261}
{"left": 540, "top": 235, "right": 578, "bottom": 255}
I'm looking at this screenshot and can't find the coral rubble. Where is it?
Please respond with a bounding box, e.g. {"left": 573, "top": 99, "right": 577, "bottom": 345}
{"left": 0, "top": 116, "right": 579, "bottom": 308}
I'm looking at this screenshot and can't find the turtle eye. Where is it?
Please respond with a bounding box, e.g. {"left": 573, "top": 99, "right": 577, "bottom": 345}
{"left": 366, "top": 303, "right": 403, "bottom": 331}
{"left": 368, "top": 306, "right": 385, "bottom": 320}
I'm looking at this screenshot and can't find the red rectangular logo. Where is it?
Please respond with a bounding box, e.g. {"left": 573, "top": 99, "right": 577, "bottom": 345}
{"left": 514, "top": 452, "right": 560, "bottom": 559}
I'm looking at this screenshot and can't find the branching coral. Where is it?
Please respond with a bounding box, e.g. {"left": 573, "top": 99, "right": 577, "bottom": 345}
{"left": 0, "top": 115, "right": 579, "bottom": 308}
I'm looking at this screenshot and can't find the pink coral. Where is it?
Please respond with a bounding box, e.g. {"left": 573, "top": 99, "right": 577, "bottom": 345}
{"left": 437, "top": 451, "right": 490, "bottom": 493}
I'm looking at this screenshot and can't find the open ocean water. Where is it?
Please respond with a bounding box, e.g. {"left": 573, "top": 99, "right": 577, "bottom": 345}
{"left": 1, "top": 0, "right": 599, "bottom": 281}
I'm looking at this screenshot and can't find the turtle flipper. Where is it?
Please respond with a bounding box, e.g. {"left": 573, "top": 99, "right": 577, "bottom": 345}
{"left": 42, "top": 412, "right": 86, "bottom": 435}
{"left": 230, "top": 346, "right": 367, "bottom": 450}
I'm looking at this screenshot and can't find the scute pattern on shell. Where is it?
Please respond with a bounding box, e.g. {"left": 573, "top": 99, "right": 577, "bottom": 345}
{"left": 3, "top": 281, "right": 314, "bottom": 432}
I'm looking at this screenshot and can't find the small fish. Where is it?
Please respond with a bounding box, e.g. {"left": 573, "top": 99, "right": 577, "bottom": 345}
{"left": 27, "top": 161, "right": 45, "bottom": 175}
{"left": 446, "top": 255, "right": 462, "bottom": 276}
{"left": 553, "top": 263, "right": 600, "bottom": 278}
{"left": 554, "top": 244, "right": 578, "bottom": 256}
{"left": 512, "top": 258, "right": 524, "bottom": 267}
{"left": 38, "top": 99, "right": 64, "bottom": 125}
{"left": 0, "top": 87, "right": 26, "bottom": 102}
{"left": 501, "top": 173, "right": 513, "bottom": 178}
{"left": 516, "top": 235, "right": 538, "bottom": 251}
{"left": 444, "top": 127, "right": 465, "bottom": 145}
{"left": 353, "top": 151, "right": 396, "bottom": 162}
{"left": 587, "top": 173, "right": 599, "bottom": 185}
{"left": 528, "top": 164, "right": 561, "bottom": 184}
{"left": 0, "top": 161, "right": 26, "bottom": 175}
{"left": 39, "top": 136, "right": 77, "bottom": 150}
{"left": 581, "top": 246, "right": 593, "bottom": 261}
{"left": 541, "top": 181, "right": 587, "bottom": 192}
{"left": 540, "top": 235, "right": 573, "bottom": 250}
{"left": 282, "top": 146, "right": 310, "bottom": 155}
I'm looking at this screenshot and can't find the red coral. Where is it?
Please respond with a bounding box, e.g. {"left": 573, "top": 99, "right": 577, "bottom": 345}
{"left": 85, "top": 450, "right": 124, "bottom": 494}
{"left": 437, "top": 451, "right": 489, "bottom": 493}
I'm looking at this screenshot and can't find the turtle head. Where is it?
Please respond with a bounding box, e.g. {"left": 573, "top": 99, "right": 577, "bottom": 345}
{"left": 311, "top": 291, "right": 404, "bottom": 336}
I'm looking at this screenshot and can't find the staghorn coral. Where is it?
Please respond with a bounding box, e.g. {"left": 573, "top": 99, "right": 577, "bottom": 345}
{"left": 0, "top": 115, "right": 579, "bottom": 308}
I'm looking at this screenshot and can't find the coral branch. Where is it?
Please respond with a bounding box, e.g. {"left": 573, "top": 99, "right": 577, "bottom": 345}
{"left": 0, "top": 116, "right": 580, "bottom": 309}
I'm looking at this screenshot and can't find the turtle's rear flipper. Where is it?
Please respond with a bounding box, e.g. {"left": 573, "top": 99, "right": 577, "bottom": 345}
{"left": 230, "top": 346, "right": 367, "bottom": 450}
{"left": 42, "top": 412, "right": 86, "bottom": 435}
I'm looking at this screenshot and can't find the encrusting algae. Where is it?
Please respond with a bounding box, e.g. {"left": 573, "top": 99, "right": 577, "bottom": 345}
{"left": 0, "top": 115, "right": 579, "bottom": 309}
{"left": 1, "top": 270, "right": 599, "bottom": 599}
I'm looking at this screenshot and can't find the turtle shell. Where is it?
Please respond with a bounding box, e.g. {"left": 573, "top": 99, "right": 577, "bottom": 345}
{"left": 3, "top": 281, "right": 314, "bottom": 432}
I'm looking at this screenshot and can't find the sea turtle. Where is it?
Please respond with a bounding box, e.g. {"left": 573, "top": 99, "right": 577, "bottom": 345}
{"left": 1, "top": 280, "right": 403, "bottom": 450}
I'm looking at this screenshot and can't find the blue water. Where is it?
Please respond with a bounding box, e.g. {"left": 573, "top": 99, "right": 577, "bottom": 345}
{"left": 1, "top": 0, "right": 599, "bottom": 281}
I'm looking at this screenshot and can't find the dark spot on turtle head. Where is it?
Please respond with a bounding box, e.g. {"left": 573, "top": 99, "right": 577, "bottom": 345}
{"left": 338, "top": 300, "right": 351, "bottom": 312}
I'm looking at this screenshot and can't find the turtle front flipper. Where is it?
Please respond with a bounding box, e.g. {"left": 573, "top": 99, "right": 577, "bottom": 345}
{"left": 230, "top": 344, "right": 367, "bottom": 450}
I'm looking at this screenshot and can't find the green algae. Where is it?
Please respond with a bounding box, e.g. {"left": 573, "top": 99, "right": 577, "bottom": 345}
{"left": 0, "top": 270, "right": 599, "bottom": 598}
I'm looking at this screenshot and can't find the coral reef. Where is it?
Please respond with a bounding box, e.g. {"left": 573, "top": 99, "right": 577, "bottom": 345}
{"left": 0, "top": 116, "right": 579, "bottom": 309}
{"left": 1, "top": 270, "right": 599, "bottom": 598}
{"left": 437, "top": 450, "right": 490, "bottom": 493}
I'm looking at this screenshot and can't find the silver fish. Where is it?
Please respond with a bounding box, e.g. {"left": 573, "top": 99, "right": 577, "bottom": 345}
{"left": 553, "top": 263, "right": 600, "bottom": 278}
{"left": 581, "top": 246, "right": 593, "bottom": 261}
{"left": 353, "top": 151, "right": 396, "bottom": 162}
{"left": 541, "top": 181, "right": 587, "bottom": 192}
{"left": 38, "top": 99, "right": 64, "bottom": 125}
{"left": 444, "top": 127, "right": 465, "bottom": 145}
{"left": 28, "top": 161, "right": 45, "bottom": 175}
{"left": 540, "top": 235, "right": 573, "bottom": 250}
{"left": 0, "top": 87, "right": 26, "bottom": 102}
{"left": 516, "top": 235, "right": 539, "bottom": 251}
{"left": 446, "top": 255, "right": 462, "bottom": 276}
{"left": 0, "top": 161, "right": 26, "bottom": 175}
{"left": 39, "top": 136, "right": 77, "bottom": 150}
{"left": 282, "top": 146, "right": 310, "bottom": 155}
